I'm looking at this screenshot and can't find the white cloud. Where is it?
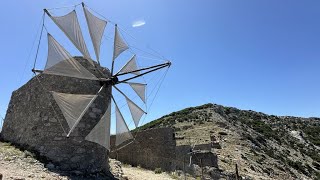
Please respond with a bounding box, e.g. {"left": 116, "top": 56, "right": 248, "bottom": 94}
{"left": 132, "top": 20, "right": 146, "bottom": 28}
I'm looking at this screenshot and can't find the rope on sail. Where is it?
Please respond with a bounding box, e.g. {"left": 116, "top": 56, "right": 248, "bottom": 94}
{"left": 19, "top": 12, "right": 45, "bottom": 86}
{"left": 101, "top": 32, "right": 165, "bottom": 63}
{"left": 110, "top": 67, "right": 169, "bottom": 150}
{"left": 33, "top": 12, "right": 45, "bottom": 71}
{"left": 109, "top": 65, "right": 168, "bottom": 127}
{"left": 133, "top": 67, "right": 169, "bottom": 139}
{"left": 46, "top": 3, "right": 82, "bottom": 11}
{"left": 83, "top": 4, "right": 116, "bottom": 25}
{"left": 110, "top": 66, "right": 169, "bottom": 149}
{"left": 117, "top": 26, "right": 165, "bottom": 61}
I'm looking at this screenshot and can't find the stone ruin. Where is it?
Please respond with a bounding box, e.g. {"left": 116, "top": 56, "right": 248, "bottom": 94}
{"left": 110, "top": 127, "right": 218, "bottom": 175}
{"left": 110, "top": 128, "right": 177, "bottom": 171}
{"left": 0, "top": 57, "right": 112, "bottom": 175}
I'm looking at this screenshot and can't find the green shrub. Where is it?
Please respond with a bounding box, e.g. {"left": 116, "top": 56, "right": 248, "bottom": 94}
{"left": 287, "top": 160, "right": 308, "bottom": 176}
{"left": 312, "top": 161, "right": 320, "bottom": 170}
{"left": 154, "top": 167, "right": 162, "bottom": 174}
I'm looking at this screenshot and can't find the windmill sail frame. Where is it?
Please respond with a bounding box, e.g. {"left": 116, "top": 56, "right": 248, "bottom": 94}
{"left": 31, "top": 2, "right": 171, "bottom": 150}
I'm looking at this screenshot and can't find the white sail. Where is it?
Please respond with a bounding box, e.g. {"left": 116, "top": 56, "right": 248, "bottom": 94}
{"left": 115, "top": 102, "right": 133, "bottom": 146}
{"left": 126, "top": 97, "right": 145, "bottom": 127}
{"left": 113, "top": 25, "right": 129, "bottom": 61}
{"left": 117, "top": 55, "right": 140, "bottom": 75}
{"left": 127, "top": 82, "right": 146, "bottom": 103}
{"left": 48, "top": 10, "right": 92, "bottom": 64}
{"left": 85, "top": 101, "right": 111, "bottom": 149}
{"left": 83, "top": 6, "right": 107, "bottom": 63}
{"left": 52, "top": 92, "right": 97, "bottom": 129}
{"left": 44, "top": 34, "right": 98, "bottom": 80}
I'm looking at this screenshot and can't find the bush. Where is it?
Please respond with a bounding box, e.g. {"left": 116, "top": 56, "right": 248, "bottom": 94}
{"left": 154, "top": 167, "right": 162, "bottom": 174}
{"left": 218, "top": 131, "right": 228, "bottom": 136}
{"left": 287, "top": 160, "right": 309, "bottom": 176}
{"left": 312, "top": 161, "right": 320, "bottom": 170}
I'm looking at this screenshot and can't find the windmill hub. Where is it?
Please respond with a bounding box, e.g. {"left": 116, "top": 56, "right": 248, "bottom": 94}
{"left": 110, "top": 76, "right": 119, "bottom": 85}
{"left": 99, "top": 76, "right": 119, "bottom": 86}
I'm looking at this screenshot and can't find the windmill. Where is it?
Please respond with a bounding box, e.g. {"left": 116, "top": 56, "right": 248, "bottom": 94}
{"left": 31, "top": 2, "right": 171, "bottom": 150}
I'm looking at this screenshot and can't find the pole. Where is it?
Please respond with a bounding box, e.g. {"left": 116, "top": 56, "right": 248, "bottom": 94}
{"left": 67, "top": 85, "right": 105, "bottom": 137}
{"left": 116, "top": 151, "right": 118, "bottom": 161}
{"left": 111, "top": 24, "right": 117, "bottom": 75}
{"left": 115, "top": 61, "right": 171, "bottom": 76}
{"left": 235, "top": 163, "right": 239, "bottom": 180}
{"left": 31, "top": 69, "right": 44, "bottom": 73}
{"left": 117, "top": 63, "right": 170, "bottom": 84}
{"left": 33, "top": 12, "right": 45, "bottom": 70}
{"left": 183, "top": 155, "right": 186, "bottom": 180}
{"left": 200, "top": 158, "right": 203, "bottom": 180}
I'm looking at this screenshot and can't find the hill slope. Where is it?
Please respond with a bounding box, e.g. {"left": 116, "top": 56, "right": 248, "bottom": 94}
{"left": 137, "top": 103, "right": 320, "bottom": 179}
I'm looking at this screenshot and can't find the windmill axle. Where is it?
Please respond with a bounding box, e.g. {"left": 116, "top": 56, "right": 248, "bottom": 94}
{"left": 99, "top": 76, "right": 119, "bottom": 86}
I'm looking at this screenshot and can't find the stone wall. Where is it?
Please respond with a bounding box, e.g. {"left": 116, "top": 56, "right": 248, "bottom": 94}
{"left": 109, "top": 128, "right": 218, "bottom": 173}
{"left": 192, "top": 152, "right": 218, "bottom": 167}
{"left": 174, "top": 145, "right": 193, "bottom": 173}
{"left": 193, "top": 143, "right": 212, "bottom": 151}
{"left": 175, "top": 144, "right": 218, "bottom": 174}
{"left": 110, "top": 128, "right": 176, "bottom": 171}
{"left": 1, "top": 57, "right": 112, "bottom": 175}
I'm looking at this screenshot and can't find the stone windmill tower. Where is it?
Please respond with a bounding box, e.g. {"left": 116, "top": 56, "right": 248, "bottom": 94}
{"left": 1, "top": 2, "right": 170, "bottom": 175}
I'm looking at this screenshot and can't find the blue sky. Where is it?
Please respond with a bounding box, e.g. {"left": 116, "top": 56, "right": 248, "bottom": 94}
{"left": 1, "top": 0, "right": 320, "bottom": 129}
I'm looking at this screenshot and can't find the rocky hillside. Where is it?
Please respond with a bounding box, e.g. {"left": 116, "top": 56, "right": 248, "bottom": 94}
{"left": 137, "top": 103, "right": 320, "bottom": 179}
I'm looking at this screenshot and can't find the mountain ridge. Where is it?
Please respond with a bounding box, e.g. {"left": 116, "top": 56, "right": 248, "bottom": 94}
{"left": 137, "top": 103, "right": 320, "bottom": 179}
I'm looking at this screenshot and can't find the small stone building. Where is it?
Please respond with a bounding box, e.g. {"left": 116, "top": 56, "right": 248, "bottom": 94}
{"left": 1, "top": 57, "right": 112, "bottom": 175}
{"left": 110, "top": 128, "right": 218, "bottom": 173}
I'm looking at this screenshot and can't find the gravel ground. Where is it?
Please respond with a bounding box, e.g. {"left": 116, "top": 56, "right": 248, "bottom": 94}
{"left": 0, "top": 142, "right": 69, "bottom": 180}
{"left": 121, "top": 165, "right": 174, "bottom": 180}
{"left": 0, "top": 142, "right": 175, "bottom": 180}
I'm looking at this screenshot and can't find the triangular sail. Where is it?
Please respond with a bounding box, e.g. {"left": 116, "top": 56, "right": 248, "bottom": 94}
{"left": 83, "top": 6, "right": 107, "bottom": 63}
{"left": 47, "top": 10, "right": 92, "bottom": 64}
{"left": 85, "top": 101, "right": 111, "bottom": 149}
{"left": 113, "top": 25, "right": 129, "bottom": 61}
{"left": 115, "top": 102, "right": 133, "bottom": 146}
{"left": 44, "top": 34, "right": 98, "bottom": 80}
{"left": 128, "top": 82, "right": 146, "bottom": 103}
{"left": 52, "top": 92, "right": 97, "bottom": 129}
{"left": 117, "top": 55, "right": 140, "bottom": 75}
{"left": 126, "top": 97, "right": 145, "bottom": 127}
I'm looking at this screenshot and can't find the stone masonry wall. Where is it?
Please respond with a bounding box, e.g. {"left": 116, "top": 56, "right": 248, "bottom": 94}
{"left": 175, "top": 144, "right": 218, "bottom": 174}
{"left": 110, "top": 128, "right": 218, "bottom": 173}
{"left": 110, "top": 128, "right": 176, "bottom": 171}
{"left": 1, "top": 57, "right": 112, "bottom": 175}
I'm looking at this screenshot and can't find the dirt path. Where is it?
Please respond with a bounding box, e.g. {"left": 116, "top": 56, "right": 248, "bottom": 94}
{"left": 121, "top": 166, "right": 174, "bottom": 180}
